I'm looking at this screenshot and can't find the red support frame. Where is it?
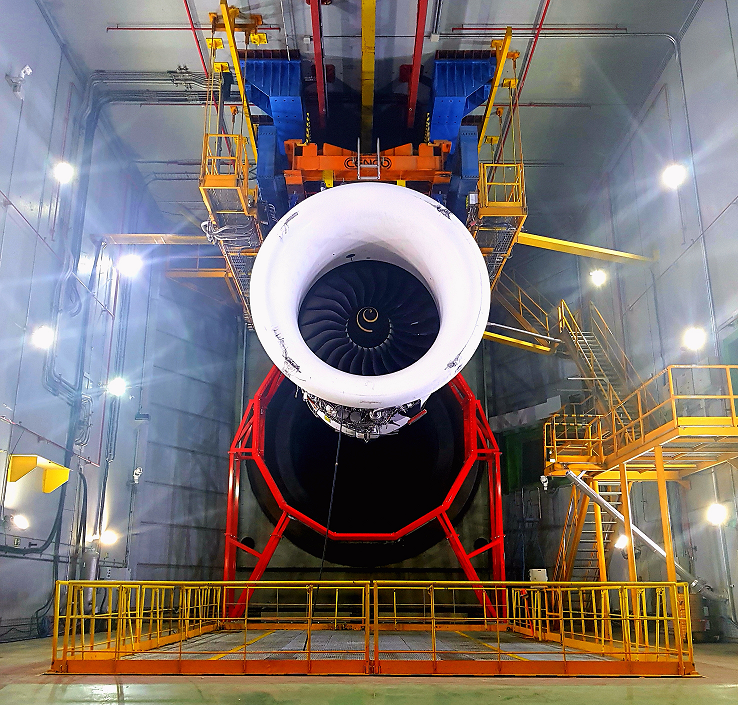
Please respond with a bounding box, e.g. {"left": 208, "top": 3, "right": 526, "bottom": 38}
{"left": 224, "top": 366, "right": 504, "bottom": 616}
{"left": 406, "top": 0, "right": 429, "bottom": 128}
{"left": 308, "top": 0, "right": 328, "bottom": 129}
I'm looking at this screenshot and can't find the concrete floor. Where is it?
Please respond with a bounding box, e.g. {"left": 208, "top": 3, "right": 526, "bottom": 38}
{"left": 0, "top": 636, "right": 737, "bottom": 704}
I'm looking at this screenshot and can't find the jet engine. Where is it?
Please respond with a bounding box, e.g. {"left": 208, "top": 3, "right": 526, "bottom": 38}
{"left": 250, "top": 182, "right": 490, "bottom": 439}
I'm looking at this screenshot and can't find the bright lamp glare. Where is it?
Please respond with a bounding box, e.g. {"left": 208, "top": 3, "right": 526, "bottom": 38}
{"left": 116, "top": 254, "right": 143, "bottom": 278}
{"left": 77, "top": 254, "right": 94, "bottom": 276}
{"left": 706, "top": 503, "right": 728, "bottom": 526}
{"left": 589, "top": 269, "right": 607, "bottom": 287}
{"left": 614, "top": 534, "right": 629, "bottom": 550}
{"left": 107, "top": 377, "right": 127, "bottom": 397}
{"left": 53, "top": 161, "right": 74, "bottom": 184}
{"left": 31, "top": 325, "right": 55, "bottom": 350}
{"left": 11, "top": 514, "right": 30, "bottom": 530}
{"left": 661, "top": 163, "right": 687, "bottom": 190}
{"left": 682, "top": 326, "right": 707, "bottom": 351}
{"left": 100, "top": 529, "right": 118, "bottom": 545}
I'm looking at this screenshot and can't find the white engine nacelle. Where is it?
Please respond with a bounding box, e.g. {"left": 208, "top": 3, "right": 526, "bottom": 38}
{"left": 249, "top": 182, "right": 490, "bottom": 439}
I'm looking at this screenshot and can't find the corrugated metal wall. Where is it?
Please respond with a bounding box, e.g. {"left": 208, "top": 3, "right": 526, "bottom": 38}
{"left": 0, "top": 0, "right": 239, "bottom": 639}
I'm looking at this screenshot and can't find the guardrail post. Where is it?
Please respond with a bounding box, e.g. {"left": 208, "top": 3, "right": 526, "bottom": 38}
{"left": 558, "top": 586, "right": 567, "bottom": 673}
{"left": 242, "top": 582, "right": 249, "bottom": 673}
{"left": 306, "top": 585, "right": 313, "bottom": 673}
{"left": 373, "top": 582, "right": 379, "bottom": 674}
{"left": 52, "top": 581, "right": 61, "bottom": 669}
{"left": 364, "top": 584, "right": 371, "bottom": 673}
{"left": 430, "top": 585, "right": 437, "bottom": 672}
{"left": 672, "top": 584, "right": 685, "bottom": 674}
{"left": 726, "top": 366, "right": 736, "bottom": 425}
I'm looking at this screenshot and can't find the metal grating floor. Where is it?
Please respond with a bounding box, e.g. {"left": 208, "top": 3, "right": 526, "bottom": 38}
{"left": 125, "top": 629, "right": 612, "bottom": 663}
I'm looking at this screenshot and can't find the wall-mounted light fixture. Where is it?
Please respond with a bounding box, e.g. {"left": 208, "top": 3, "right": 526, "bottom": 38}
{"left": 30, "top": 325, "right": 54, "bottom": 350}
{"left": 52, "top": 161, "right": 74, "bottom": 184}
{"left": 116, "top": 253, "right": 143, "bottom": 278}
{"left": 661, "top": 163, "right": 688, "bottom": 190}
{"left": 107, "top": 377, "right": 127, "bottom": 397}
{"left": 5, "top": 65, "right": 32, "bottom": 99}
{"left": 682, "top": 326, "right": 707, "bottom": 351}
{"left": 706, "top": 503, "right": 728, "bottom": 526}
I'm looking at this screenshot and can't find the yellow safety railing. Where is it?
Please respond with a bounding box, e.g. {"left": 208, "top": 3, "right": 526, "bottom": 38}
{"left": 557, "top": 299, "right": 651, "bottom": 440}
{"left": 200, "top": 133, "right": 249, "bottom": 184}
{"left": 545, "top": 364, "right": 738, "bottom": 468}
{"left": 494, "top": 270, "right": 554, "bottom": 344}
{"left": 545, "top": 401, "right": 605, "bottom": 466}
{"left": 51, "top": 579, "right": 694, "bottom": 676}
{"left": 478, "top": 162, "right": 526, "bottom": 216}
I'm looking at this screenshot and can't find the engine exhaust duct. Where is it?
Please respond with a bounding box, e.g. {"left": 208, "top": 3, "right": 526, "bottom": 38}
{"left": 250, "top": 183, "right": 490, "bottom": 438}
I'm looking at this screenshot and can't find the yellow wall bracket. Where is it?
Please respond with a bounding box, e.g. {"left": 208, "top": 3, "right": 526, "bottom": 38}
{"left": 8, "top": 455, "right": 70, "bottom": 493}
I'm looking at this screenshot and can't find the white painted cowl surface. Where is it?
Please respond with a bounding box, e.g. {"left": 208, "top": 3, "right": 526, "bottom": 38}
{"left": 250, "top": 182, "right": 489, "bottom": 413}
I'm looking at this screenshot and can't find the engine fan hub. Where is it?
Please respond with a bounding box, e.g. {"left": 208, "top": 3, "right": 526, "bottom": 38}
{"left": 347, "top": 306, "right": 390, "bottom": 347}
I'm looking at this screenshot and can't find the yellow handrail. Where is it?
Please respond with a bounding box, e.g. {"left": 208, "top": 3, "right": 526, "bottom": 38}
{"left": 546, "top": 364, "right": 738, "bottom": 467}
{"left": 51, "top": 579, "right": 694, "bottom": 676}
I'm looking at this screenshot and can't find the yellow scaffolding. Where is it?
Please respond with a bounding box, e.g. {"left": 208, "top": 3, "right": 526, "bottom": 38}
{"left": 545, "top": 364, "right": 738, "bottom": 588}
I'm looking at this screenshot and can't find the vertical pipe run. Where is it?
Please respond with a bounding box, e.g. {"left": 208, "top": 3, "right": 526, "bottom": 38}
{"left": 406, "top": 0, "right": 429, "bottom": 129}
{"left": 361, "top": 0, "right": 376, "bottom": 144}
{"left": 183, "top": 0, "right": 209, "bottom": 74}
{"left": 309, "top": 0, "right": 328, "bottom": 129}
{"left": 712, "top": 469, "right": 737, "bottom": 621}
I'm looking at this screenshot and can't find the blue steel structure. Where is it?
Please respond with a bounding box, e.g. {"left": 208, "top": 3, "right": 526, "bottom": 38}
{"left": 446, "top": 127, "right": 479, "bottom": 221}
{"left": 251, "top": 52, "right": 492, "bottom": 229}
{"left": 240, "top": 53, "right": 304, "bottom": 155}
{"left": 428, "top": 52, "right": 497, "bottom": 150}
{"left": 255, "top": 126, "right": 289, "bottom": 233}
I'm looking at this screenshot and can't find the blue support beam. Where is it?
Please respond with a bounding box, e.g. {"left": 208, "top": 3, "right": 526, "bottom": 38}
{"left": 256, "top": 126, "right": 289, "bottom": 234}
{"left": 429, "top": 54, "right": 497, "bottom": 151}
{"left": 447, "top": 127, "right": 479, "bottom": 221}
{"left": 240, "top": 56, "right": 304, "bottom": 154}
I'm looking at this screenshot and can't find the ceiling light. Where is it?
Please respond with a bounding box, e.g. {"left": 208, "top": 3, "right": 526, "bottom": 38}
{"left": 30, "top": 325, "right": 54, "bottom": 350}
{"left": 614, "top": 534, "right": 628, "bottom": 550}
{"left": 589, "top": 269, "right": 607, "bottom": 287}
{"left": 682, "top": 326, "right": 706, "bottom": 351}
{"left": 116, "top": 253, "right": 143, "bottom": 278}
{"left": 11, "top": 514, "right": 30, "bottom": 530}
{"left": 100, "top": 529, "right": 118, "bottom": 545}
{"left": 107, "top": 377, "right": 127, "bottom": 397}
{"left": 661, "top": 163, "right": 687, "bottom": 190}
{"left": 77, "top": 254, "right": 94, "bottom": 277}
{"left": 706, "top": 503, "right": 728, "bottom": 526}
{"left": 53, "top": 161, "right": 74, "bottom": 184}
